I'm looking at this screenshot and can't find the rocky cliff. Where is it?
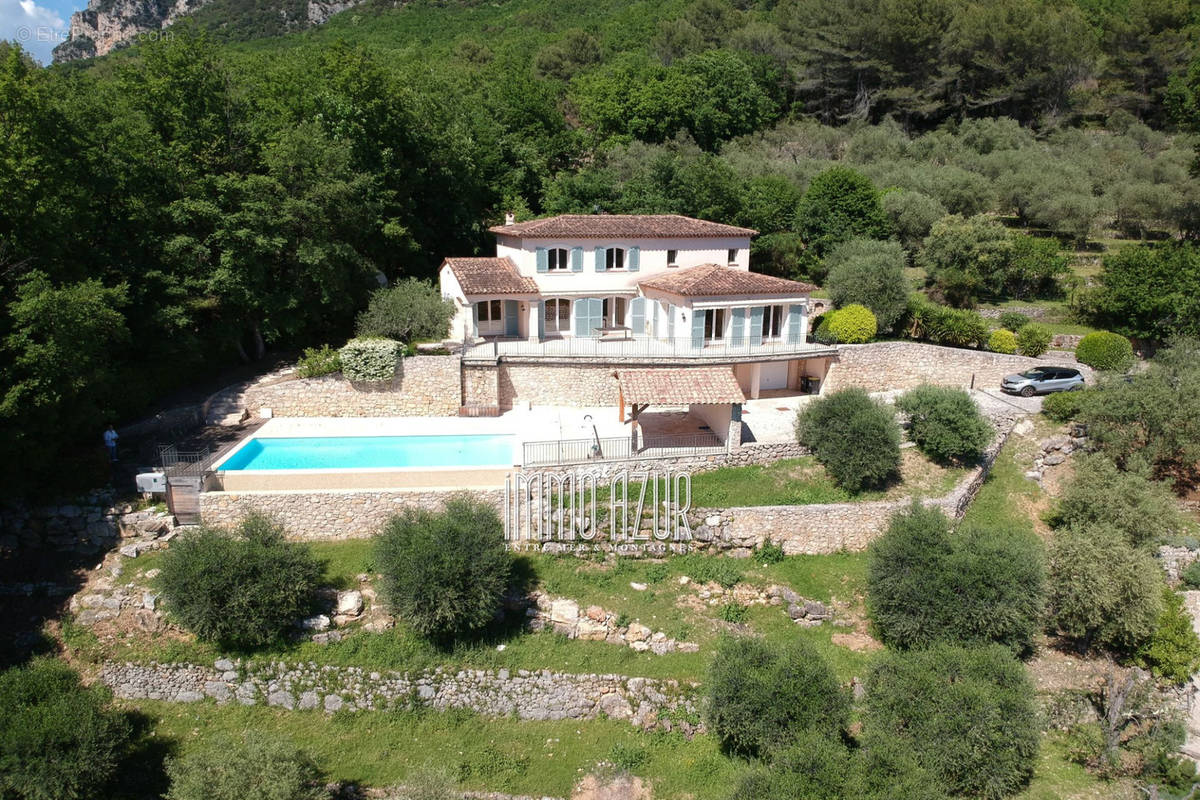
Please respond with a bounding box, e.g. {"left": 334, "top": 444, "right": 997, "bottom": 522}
{"left": 53, "top": 0, "right": 366, "bottom": 62}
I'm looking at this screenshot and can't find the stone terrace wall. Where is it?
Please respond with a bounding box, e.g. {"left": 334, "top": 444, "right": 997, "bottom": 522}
{"left": 200, "top": 488, "right": 505, "bottom": 540}
{"left": 500, "top": 363, "right": 620, "bottom": 408}
{"left": 100, "top": 660, "right": 697, "bottom": 728}
{"left": 688, "top": 430, "right": 1006, "bottom": 556}
{"left": 824, "top": 341, "right": 1092, "bottom": 394}
{"left": 242, "top": 356, "right": 460, "bottom": 417}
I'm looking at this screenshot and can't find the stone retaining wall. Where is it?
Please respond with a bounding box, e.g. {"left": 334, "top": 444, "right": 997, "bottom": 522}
{"left": 242, "top": 356, "right": 461, "bottom": 418}
{"left": 199, "top": 489, "right": 506, "bottom": 540}
{"left": 100, "top": 661, "right": 698, "bottom": 729}
{"left": 0, "top": 493, "right": 175, "bottom": 554}
{"left": 687, "top": 429, "right": 1006, "bottom": 556}
{"left": 825, "top": 341, "right": 1092, "bottom": 394}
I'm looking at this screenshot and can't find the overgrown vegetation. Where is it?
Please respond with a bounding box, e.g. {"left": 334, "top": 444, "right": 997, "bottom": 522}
{"left": 896, "top": 385, "right": 992, "bottom": 464}
{"left": 165, "top": 733, "right": 327, "bottom": 800}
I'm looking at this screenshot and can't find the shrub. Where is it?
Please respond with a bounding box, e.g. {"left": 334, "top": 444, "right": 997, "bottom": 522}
{"left": 1182, "top": 560, "right": 1200, "bottom": 590}
{"left": 825, "top": 303, "right": 877, "bottom": 344}
{"left": 1078, "top": 338, "right": 1200, "bottom": 490}
{"left": 868, "top": 504, "right": 1045, "bottom": 654}
{"left": 862, "top": 645, "right": 1039, "bottom": 800}
{"left": 1136, "top": 588, "right": 1200, "bottom": 684}
{"left": 295, "top": 344, "right": 341, "bottom": 378}
{"left": 0, "top": 661, "right": 132, "bottom": 800}
{"left": 158, "top": 514, "right": 322, "bottom": 648}
{"left": 1016, "top": 323, "right": 1052, "bottom": 357}
{"left": 1051, "top": 455, "right": 1186, "bottom": 547}
{"left": 987, "top": 328, "right": 1017, "bottom": 354}
{"left": 680, "top": 554, "right": 744, "bottom": 588}
{"left": 896, "top": 385, "right": 993, "bottom": 463}
{"left": 999, "top": 312, "right": 1031, "bottom": 332}
{"left": 339, "top": 337, "right": 404, "bottom": 382}
{"left": 754, "top": 541, "right": 785, "bottom": 564}
{"left": 796, "top": 388, "right": 901, "bottom": 492}
{"left": 1041, "top": 389, "right": 1086, "bottom": 422}
{"left": 718, "top": 602, "right": 749, "bottom": 623}
{"left": 825, "top": 239, "right": 910, "bottom": 332}
{"left": 903, "top": 299, "right": 989, "bottom": 348}
{"left": 707, "top": 637, "right": 850, "bottom": 757}
{"left": 375, "top": 495, "right": 512, "bottom": 640}
{"left": 1075, "top": 331, "right": 1134, "bottom": 372}
{"left": 165, "top": 733, "right": 326, "bottom": 800}
{"left": 1048, "top": 524, "right": 1163, "bottom": 653}
{"left": 355, "top": 278, "right": 455, "bottom": 343}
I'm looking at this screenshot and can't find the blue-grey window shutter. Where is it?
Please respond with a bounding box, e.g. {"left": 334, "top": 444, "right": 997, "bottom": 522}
{"left": 535, "top": 300, "right": 545, "bottom": 341}
{"left": 630, "top": 298, "right": 645, "bottom": 335}
{"left": 593, "top": 246, "right": 605, "bottom": 272}
{"left": 749, "top": 306, "right": 764, "bottom": 346}
{"left": 667, "top": 304, "right": 676, "bottom": 340}
{"left": 787, "top": 305, "right": 803, "bottom": 343}
{"left": 575, "top": 298, "right": 596, "bottom": 337}
{"left": 730, "top": 307, "right": 746, "bottom": 347}
{"left": 504, "top": 300, "right": 519, "bottom": 336}
{"left": 571, "top": 247, "right": 583, "bottom": 272}
{"left": 691, "top": 310, "right": 706, "bottom": 348}
{"left": 628, "top": 246, "right": 640, "bottom": 272}
{"left": 471, "top": 302, "right": 479, "bottom": 337}
{"left": 536, "top": 247, "right": 548, "bottom": 273}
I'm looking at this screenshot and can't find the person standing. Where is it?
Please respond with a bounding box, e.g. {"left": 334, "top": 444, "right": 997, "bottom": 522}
{"left": 103, "top": 425, "right": 119, "bottom": 462}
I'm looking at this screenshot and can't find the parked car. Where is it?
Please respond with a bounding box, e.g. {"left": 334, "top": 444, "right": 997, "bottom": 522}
{"left": 1001, "top": 367, "right": 1085, "bottom": 397}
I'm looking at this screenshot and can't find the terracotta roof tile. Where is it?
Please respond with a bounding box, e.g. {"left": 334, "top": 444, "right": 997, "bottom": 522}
{"left": 618, "top": 367, "right": 746, "bottom": 405}
{"left": 638, "top": 264, "right": 816, "bottom": 297}
{"left": 489, "top": 214, "right": 757, "bottom": 239}
{"left": 442, "top": 257, "right": 538, "bottom": 296}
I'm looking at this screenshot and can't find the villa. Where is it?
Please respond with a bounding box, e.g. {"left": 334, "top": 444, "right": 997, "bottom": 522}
{"left": 438, "top": 214, "right": 837, "bottom": 413}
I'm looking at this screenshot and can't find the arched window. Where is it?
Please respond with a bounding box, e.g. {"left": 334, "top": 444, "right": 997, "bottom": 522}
{"left": 544, "top": 298, "right": 571, "bottom": 333}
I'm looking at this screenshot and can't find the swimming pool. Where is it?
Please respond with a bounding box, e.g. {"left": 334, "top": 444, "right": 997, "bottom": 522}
{"left": 218, "top": 434, "right": 516, "bottom": 471}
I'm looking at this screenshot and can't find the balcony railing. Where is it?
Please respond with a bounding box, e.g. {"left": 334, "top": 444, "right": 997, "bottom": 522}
{"left": 522, "top": 433, "right": 727, "bottom": 467}
{"left": 463, "top": 334, "right": 836, "bottom": 363}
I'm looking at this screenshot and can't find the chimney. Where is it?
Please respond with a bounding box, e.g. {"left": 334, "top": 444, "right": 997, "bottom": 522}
{"left": 505, "top": 211, "right": 516, "bottom": 226}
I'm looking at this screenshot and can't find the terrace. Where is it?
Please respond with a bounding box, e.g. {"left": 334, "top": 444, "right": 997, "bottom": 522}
{"left": 460, "top": 334, "right": 837, "bottom": 365}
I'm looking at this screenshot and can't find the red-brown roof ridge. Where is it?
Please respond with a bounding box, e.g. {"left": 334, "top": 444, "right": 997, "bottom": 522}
{"left": 441, "top": 257, "right": 539, "bottom": 296}
{"left": 638, "top": 263, "right": 816, "bottom": 297}
{"left": 489, "top": 214, "right": 757, "bottom": 239}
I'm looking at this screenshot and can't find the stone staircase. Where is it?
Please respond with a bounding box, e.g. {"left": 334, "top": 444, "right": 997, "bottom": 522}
{"left": 202, "top": 368, "right": 295, "bottom": 426}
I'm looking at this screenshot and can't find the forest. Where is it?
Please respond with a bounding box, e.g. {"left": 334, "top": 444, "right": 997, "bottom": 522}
{"left": 1, "top": 0, "right": 1199, "bottom": 495}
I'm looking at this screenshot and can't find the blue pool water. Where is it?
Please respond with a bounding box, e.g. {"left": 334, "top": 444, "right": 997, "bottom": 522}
{"left": 219, "top": 435, "right": 515, "bottom": 471}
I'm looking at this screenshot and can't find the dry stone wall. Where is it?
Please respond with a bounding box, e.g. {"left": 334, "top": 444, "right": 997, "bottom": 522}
{"left": 825, "top": 342, "right": 1092, "bottom": 394}
{"left": 500, "top": 364, "right": 620, "bottom": 408}
{"left": 242, "top": 356, "right": 461, "bottom": 418}
{"left": 100, "top": 660, "right": 698, "bottom": 728}
{"left": 200, "top": 489, "right": 504, "bottom": 540}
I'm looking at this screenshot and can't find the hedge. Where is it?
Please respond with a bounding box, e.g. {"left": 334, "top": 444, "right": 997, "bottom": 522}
{"left": 1075, "top": 331, "right": 1134, "bottom": 372}
{"left": 339, "top": 337, "right": 404, "bottom": 382}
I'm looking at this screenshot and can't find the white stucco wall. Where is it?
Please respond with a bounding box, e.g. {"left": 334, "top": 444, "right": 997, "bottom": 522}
{"left": 495, "top": 234, "right": 752, "bottom": 296}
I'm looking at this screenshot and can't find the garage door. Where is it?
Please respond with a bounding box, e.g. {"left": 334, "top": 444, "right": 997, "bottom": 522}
{"left": 760, "top": 361, "right": 789, "bottom": 391}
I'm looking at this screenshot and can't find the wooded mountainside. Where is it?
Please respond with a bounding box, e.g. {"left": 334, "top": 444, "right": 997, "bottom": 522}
{"left": 2, "top": 0, "right": 1200, "bottom": 495}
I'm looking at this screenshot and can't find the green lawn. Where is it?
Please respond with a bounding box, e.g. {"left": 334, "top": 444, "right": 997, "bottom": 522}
{"left": 131, "top": 701, "right": 750, "bottom": 800}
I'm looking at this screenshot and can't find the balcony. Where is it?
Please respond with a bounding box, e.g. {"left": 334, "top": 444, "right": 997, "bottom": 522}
{"left": 460, "top": 335, "right": 837, "bottom": 365}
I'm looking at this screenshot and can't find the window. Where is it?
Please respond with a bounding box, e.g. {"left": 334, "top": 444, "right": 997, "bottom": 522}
{"left": 602, "top": 297, "right": 627, "bottom": 327}
{"left": 477, "top": 299, "right": 502, "bottom": 321}
{"left": 605, "top": 247, "right": 626, "bottom": 270}
{"left": 727, "top": 248, "right": 738, "bottom": 264}
{"left": 547, "top": 248, "right": 569, "bottom": 271}
{"left": 544, "top": 298, "right": 570, "bottom": 333}
{"left": 761, "top": 305, "right": 784, "bottom": 339}
{"left": 704, "top": 308, "right": 726, "bottom": 341}
{"left": 667, "top": 249, "right": 678, "bottom": 266}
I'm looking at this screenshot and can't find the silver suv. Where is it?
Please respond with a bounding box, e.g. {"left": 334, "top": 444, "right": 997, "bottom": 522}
{"left": 1001, "top": 367, "right": 1084, "bottom": 397}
